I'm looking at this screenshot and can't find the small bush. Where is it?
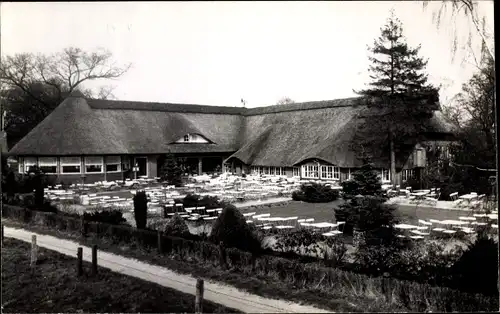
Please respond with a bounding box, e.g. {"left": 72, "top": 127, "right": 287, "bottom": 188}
{"left": 335, "top": 195, "right": 398, "bottom": 242}
{"left": 209, "top": 204, "right": 261, "bottom": 254}
{"left": 293, "top": 183, "right": 339, "bottom": 203}
{"left": 182, "top": 193, "right": 228, "bottom": 209}
{"left": 323, "top": 235, "right": 348, "bottom": 267}
{"left": 133, "top": 191, "right": 148, "bottom": 229}
{"left": 83, "top": 209, "right": 127, "bottom": 225}
{"left": 163, "top": 214, "right": 190, "bottom": 238}
{"left": 291, "top": 190, "right": 304, "bottom": 201}
{"left": 353, "top": 244, "right": 402, "bottom": 276}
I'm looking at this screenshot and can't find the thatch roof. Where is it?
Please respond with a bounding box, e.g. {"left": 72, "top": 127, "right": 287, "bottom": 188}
{"left": 228, "top": 99, "right": 457, "bottom": 168}
{"left": 10, "top": 95, "right": 243, "bottom": 155}
{"left": 9, "top": 95, "right": 457, "bottom": 168}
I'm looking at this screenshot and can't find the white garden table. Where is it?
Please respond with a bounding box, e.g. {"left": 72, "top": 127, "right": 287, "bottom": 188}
{"left": 394, "top": 224, "right": 419, "bottom": 230}
{"left": 459, "top": 194, "right": 478, "bottom": 206}
{"left": 459, "top": 217, "right": 477, "bottom": 221}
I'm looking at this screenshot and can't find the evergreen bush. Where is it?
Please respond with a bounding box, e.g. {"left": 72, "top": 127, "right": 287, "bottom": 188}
{"left": 293, "top": 183, "right": 339, "bottom": 203}
{"left": 160, "top": 154, "right": 183, "bottom": 187}
{"left": 182, "top": 193, "right": 227, "bottom": 209}
{"left": 83, "top": 209, "right": 127, "bottom": 225}
{"left": 133, "top": 190, "right": 148, "bottom": 229}
{"left": 340, "top": 164, "right": 384, "bottom": 199}
{"left": 209, "top": 204, "right": 261, "bottom": 254}
{"left": 163, "top": 214, "right": 190, "bottom": 238}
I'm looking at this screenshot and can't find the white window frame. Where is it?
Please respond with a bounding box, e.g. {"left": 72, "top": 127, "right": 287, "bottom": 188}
{"left": 302, "top": 165, "right": 319, "bottom": 179}
{"left": 320, "top": 165, "right": 340, "bottom": 180}
{"left": 61, "top": 157, "right": 82, "bottom": 174}
{"left": 85, "top": 156, "right": 104, "bottom": 173}
{"left": 321, "top": 166, "right": 333, "bottom": 179}
{"left": 24, "top": 157, "right": 38, "bottom": 173}
{"left": 293, "top": 167, "right": 300, "bottom": 177}
{"left": 276, "top": 167, "right": 284, "bottom": 176}
{"left": 402, "top": 169, "right": 413, "bottom": 182}
{"left": 105, "top": 156, "right": 121, "bottom": 173}
{"left": 333, "top": 166, "right": 340, "bottom": 180}
{"left": 18, "top": 157, "right": 24, "bottom": 173}
{"left": 381, "top": 169, "right": 391, "bottom": 182}
{"left": 38, "top": 157, "right": 57, "bottom": 174}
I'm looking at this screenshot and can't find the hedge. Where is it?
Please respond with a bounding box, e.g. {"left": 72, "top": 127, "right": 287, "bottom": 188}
{"left": 2, "top": 204, "right": 497, "bottom": 312}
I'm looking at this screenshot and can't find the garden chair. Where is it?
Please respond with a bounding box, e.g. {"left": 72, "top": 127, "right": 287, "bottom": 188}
{"left": 185, "top": 207, "right": 195, "bottom": 214}
{"left": 449, "top": 192, "right": 459, "bottom": 201}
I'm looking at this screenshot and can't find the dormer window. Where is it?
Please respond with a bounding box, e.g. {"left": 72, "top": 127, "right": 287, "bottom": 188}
{"left": 174, "top": 133, "right": 212, "bottom": 144}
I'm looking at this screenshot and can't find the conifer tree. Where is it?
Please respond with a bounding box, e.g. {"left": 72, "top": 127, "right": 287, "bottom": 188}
{"left": 341, "top": 164, "right": 384, "bottom": 199}
{"left": 354, "top": 10, "right": 440, "bottom": 187}
{"left": 160, "top": 153, "right": 183, "bottom": 187}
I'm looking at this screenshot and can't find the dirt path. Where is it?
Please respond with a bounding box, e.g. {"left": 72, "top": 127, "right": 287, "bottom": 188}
{"left": 4, "top": 226, "right": 332, "bottom": 314}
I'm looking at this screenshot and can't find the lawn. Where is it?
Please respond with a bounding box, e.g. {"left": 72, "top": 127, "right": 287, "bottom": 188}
{"left": 238, "top": 199, "right": 468, "bottom": 225}
{"left": 1, "top": 237, "right": 239, "bottom": 313}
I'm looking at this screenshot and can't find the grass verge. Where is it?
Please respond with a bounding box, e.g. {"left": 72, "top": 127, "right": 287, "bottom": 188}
{"left": 1, "top": 237, "right": 239, "bottom": 313}
{"left": 3, "top": 219, "right": 406, "bottom": 312}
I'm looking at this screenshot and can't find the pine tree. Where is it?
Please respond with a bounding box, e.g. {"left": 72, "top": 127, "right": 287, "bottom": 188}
{"left": 160, "top": 153, "right": 183, "bottom": 187}
{"left": 354, "top": 10, "right": 440, "bottom": 188}
{"left": 341, "top": 164, "right": 384, "bottom": 199}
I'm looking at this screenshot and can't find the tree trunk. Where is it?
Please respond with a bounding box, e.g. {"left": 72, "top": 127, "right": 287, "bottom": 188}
{"left": 390, "top": 134, "right": 397, "bottom": 188}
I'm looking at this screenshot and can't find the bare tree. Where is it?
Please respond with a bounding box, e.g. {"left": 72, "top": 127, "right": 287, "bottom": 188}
{"left": 276, "top": 97, "right": 295, "bottom": 105}
{"left": 422, "top": 0, "right": 494, "bottom": 62}
{"left": 0, "top": 47, "right": 130, "bottom": 147}
{"left": 0, "top": 47, "right": 131, "bottom": 105}
{"left": 96, "top": 85, "right": 117, "bottom": 100}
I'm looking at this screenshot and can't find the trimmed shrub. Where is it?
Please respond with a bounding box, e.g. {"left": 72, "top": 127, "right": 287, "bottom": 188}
{"left": 291, "top": 190, "right": 304, "bottom": 201}
{"left": 133, "top": 191, "right": 148, "bottom": 229}
{"left": 182, "top": 193, "right": 228, "bottom": 209}
{"left": 293, "top": 183, "right": 339, "bottom": 203}
{"left": 163, "top": 214, "right": 190, "bottom": 238}
{"left": 83, "top": 209, "right": 127, "bottom": 225}
{"left": 209, "top": 204, "right": 261, "bottom": 253}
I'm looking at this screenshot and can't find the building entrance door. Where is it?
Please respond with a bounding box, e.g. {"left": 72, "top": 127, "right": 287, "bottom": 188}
{"left": 134, "top": 157, "right": 148, "bottom": 177}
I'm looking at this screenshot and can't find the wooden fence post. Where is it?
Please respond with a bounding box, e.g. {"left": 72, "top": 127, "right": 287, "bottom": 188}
{"left": 31, "top": 235, "right": 38, "bottom": 270}
{"left": 195, "top": 279, "right": 204, "bottom": 314}
{"left": 91, "top": 244, "right": 98, "bottom": 276}
{"left": 218, "top": 241, "right": 226, "bottom": 269}
{"left": 157, "top": 231, "right": 162, "bottom": 254}
{"left": 382, "top": 272, "right": 392, "bottom": 303}
{"left": 81, "top": 215, "right": 87, "bottom": 238}
{"left": 77, "top": 247, "right": 83, "bottom": 277}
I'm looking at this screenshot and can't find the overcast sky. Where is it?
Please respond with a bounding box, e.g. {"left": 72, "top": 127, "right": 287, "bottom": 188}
{"left": 1, "top": 1, "right": 494, "bottom": 108}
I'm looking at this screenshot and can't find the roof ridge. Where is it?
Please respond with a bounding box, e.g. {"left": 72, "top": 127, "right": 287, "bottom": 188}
{"left": 85, "top": 96, "right": 364, "bottom": 115}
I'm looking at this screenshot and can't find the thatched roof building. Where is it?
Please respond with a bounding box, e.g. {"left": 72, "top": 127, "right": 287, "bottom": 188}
{"left": 9, "top": 93, "right": 457, "bottom": 183}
